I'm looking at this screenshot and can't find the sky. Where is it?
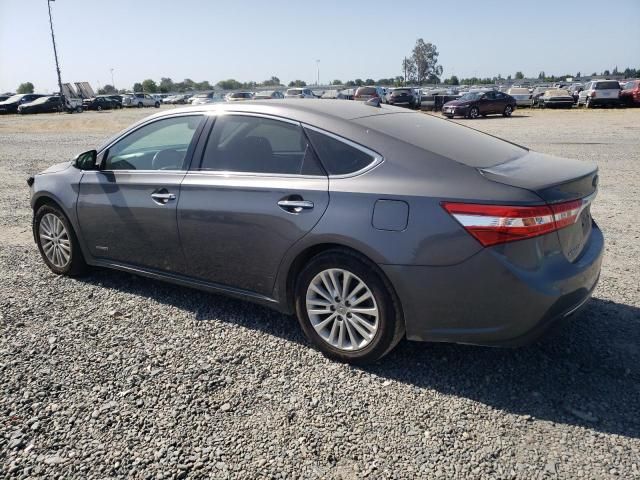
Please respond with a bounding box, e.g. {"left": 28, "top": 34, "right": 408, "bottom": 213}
{"left": 1, "top": 0, "right": 639, "bottom": 93}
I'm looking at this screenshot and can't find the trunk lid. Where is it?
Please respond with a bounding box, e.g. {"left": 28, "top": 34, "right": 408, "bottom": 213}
{"left": 480, "top": 151, "right": 598, "bottom": 262}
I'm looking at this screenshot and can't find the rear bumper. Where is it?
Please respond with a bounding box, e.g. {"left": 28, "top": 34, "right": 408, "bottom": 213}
{"left": 381, "top": 222, "right": 604, "bottom": 346}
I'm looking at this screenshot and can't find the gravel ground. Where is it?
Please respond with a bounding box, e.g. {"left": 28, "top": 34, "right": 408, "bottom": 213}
{"left": 1, "top": 107, "right": 639, "bottom": 479}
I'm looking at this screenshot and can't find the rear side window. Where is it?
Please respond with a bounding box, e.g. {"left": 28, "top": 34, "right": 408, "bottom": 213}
{"left": 596, "top": 81, "right": 620, "bottom": 90}
{"left": 305, "top": 128, "right": 376, "bottom": 176}
{"left": 200, "top": 115, "right": 323, "bottom": 175}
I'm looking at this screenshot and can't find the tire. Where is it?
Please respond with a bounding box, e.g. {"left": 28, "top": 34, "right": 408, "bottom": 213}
{"left": 468, "top": 106, "right": 480, "bottom": 119}
{"left": 154, "top": 102, "right": 160, "bottom": 108}
{"left": 137, "top": 102, "right": 143, "bottom": 108}
{"left": 97, "top": 105, "right": 102, "bottom": 111}
{"left": 76, "top": 106, "right": 83, "bottom": 113}
{"left": 503, "top": 104, "right": 514, "bottom": 116}
{"left": 585, "top": 97, "right": 592, "bottom": 109}
{"left": 34, "top": 204, "right": 87, "bottom": 276}
{"left": 294, "top": 249, "right": 404, "bottom": 364}
{"left": 444, "top": 115, "right": 454, "bottom": 119}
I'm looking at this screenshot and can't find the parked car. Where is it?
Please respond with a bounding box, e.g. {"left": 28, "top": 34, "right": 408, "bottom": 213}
{"left": 226, "top": 92, "right": 254, "bottom": 101}
{"left": 18, "top": 95, "right": 64, "bottom": 114}
{"left": 253, "top": 91, "right": 285, "bottom": 100}
{"left": 620, "top": 80, "right": 640, "bottom": 107}
{"left": 284, "top": 88, "right": 315, "bottom": 98}
{"left": 506, "top": 87, "right": 532, "bottom": 107}
{"left": 122, "top": 93, "right": 160, "bottom": 108}
{"left": 530, "top": 87, "right": 552, "bottom": 107}
{"left": 577, "top": 80, "right": 621, "bottom": 108}
{"left": 420, "top": 88, "right": 449, "bottom": 110}
{"left": 28, "top": 100, "right": 603, "bottom": 364}
{"left": 386, "top": 88, "right": 420, "bottom": 109}
{"left": 353, "top": 86, "right": 386, "bottom": 102}
{"left": 442, "top": 91, "right": 516, "bottom": 119}
{"left": 568, "top": 84, "right": 584, "bottom": 104}
{"left": 167, "top": 94, "right": 190, "bottom": 104}
{"left": 82, "top": 96, "right": 120, "bottom": 111}
{"left": 0, "top": 94, "right": 12, "bottom": 102}
{"left": 0, "top": 93, "right": 45, "bottom": 114}
{"left": 537, "top": 89, "right": 574, "bottom": 109}
{"left": 191, "top": 92, "right": 222, "bottom": 105}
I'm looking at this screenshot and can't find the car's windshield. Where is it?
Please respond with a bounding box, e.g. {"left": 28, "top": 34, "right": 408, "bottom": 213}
{"left": 31, "top": 96, "right": 53, "bottom": 105}
{"left": 3, "top": 94, "right": 24, "bottom": 103}
{"left": 459, "top": 92, "right": 482, "bottom": 101}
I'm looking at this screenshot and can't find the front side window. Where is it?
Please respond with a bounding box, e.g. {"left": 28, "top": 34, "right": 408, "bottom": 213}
{"left": 103, "top": 115, "right": 203, "bottom": 171}
{"left": 200, "top": 115, "right": 323, "bottom": 175}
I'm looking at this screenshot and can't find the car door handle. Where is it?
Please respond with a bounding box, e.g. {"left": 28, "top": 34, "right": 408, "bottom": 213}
{"left": 278, "top": 200, "right": 314, "bottom": 213}
{"left": 151, "top": 192, "right": 176, "bottom": 204}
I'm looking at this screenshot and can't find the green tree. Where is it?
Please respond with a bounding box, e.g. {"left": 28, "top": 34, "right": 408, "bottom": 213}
{"left": 449, "top": 75, "right": 459, "bottom": 85}
{"left": 514, "top": 71, "right": 524, "bottom": 80}
{"left": 17, "top": 82, "right": 34, "bottom": 94}
{"left": 262, "top": 76, "right": 281, "bottom": 86}
{"left": 141, "top": 79, "right": 158, "bottom": 93}
{"left": 364, "top": 78, "right": 375, "bottom": 85}
{"left": 402, "top": 57, "right": 416, "bottom": 85}
{"left": 331, "top": 79, "right": 342, "bottom": 85}
{"left": 603, "top": 69, "right": 610, "bottom": 76}
{"left": 288, "top": 80, "right": 307, "bottom": 87}
{"left": 132, "top": 82, "right": 143, "bottom": 92}
{"left": 354, "top": 78, "right": 364, "bottom": 86}
{"left": 411, "top": 39, "right": 442, "bottom": 85}
{"left": 575, "top": 71, "right": 581, "bottom": 79}
{"left": 344, "top": 80, "right": 356, "bottom": 87}
{"left": 159, "top": 77, "right": 174, "bottom": 93}
{"left": 217, "top": 79, "right": 243, "bottom": 90}
{"left": 195, "top": 80, "right": 213, "bottom": 90}
{"left": 97, "top": 84, "right": 117, "bottom": 95}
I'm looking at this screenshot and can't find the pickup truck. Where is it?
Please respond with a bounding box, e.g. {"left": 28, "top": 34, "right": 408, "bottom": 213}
{"left": 122, "top": 93, "right": 161, "bottom": 108}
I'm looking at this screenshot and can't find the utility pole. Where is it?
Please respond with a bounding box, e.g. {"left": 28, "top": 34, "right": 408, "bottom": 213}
{"left": 47, "top": 0, "right": 65, "bottom": 112}
{"left": 316, "top": 59, "right": 320, "bottom": 86}
{"left": 110, "top": 68, "right": 115, "bottom": 90}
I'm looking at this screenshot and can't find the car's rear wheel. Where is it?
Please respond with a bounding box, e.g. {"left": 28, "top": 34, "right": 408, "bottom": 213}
{"left": 468, "top": 106, "right": 480, "bottom": 119}
{"left": 155, "top": 102, "right": 160, "bottom": 108}
{"left": 295, "top": 250, "right": 404, "bottom": 364}
{"left": 503, "top": 105, "right": 513, "bottom": 116}
{"left": 585, "top": 97, "right": 592, "bottom": 108}
{"left": 34, "top": 205, "right": 87, "bottom": 276}
{"left": 137, "top": 102, "right": 143, "bottom": 108}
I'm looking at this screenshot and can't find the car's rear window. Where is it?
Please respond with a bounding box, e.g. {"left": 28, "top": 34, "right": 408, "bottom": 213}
{"left": 393, "top": 89, "right": 411, "bottom": 95}
{"left": 356, "top": 87, "right": 377, "bottom": 96}
{"left": 355, "top": 113, "right": 526, "bottom": 168}
{"left": 595, "top": 81, "right": 621, "bottom": 90}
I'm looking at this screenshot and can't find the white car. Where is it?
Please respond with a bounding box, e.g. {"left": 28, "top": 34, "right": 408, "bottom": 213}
{"left": 507, "top": 87, "right": 532, "bottom": 107}
{"left": 284, "top": 88, "right": 315, "bottom": 98}
{"left": 191, "top": 92, "right": 223, "bottom": 105}
{"left": 577, "top": 80, "right": 621, "bottom": 108}
{"left": 122, "top": 93, "right": 160, "bottom": 108}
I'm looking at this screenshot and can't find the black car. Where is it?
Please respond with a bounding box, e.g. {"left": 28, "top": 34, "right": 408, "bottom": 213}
{"left": 442, "top": 91, "right": 516, "bottom": 119}
{"left": 387, "top": 88, "right": 420, "bottom": 109}
{"left": 0, "top": 93, "right": 45, "bottom": 114}
{"left": 104, "top": 95, "right": 123, "bottom": 106}
{"left": 0, "top": 94, "right": 12, "bottom": 102}
{"left": 82, "top": 96, "right": 120, "bottom": 111}
{"left": 18, "top": 96, "right": 64, "bottom": 114}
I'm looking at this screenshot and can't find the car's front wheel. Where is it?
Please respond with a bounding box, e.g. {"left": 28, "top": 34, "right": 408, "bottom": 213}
{"left": 503, "top": 105, "right": 513, "bottom": 116}
{"left": 295, "top": 250, "right": 404, "bottom": 364}
{"left": 34, "top": 204, "right": 87, "bottom": 276}
{"left": 468, "top": 106, "right": 480, "bottom": 119}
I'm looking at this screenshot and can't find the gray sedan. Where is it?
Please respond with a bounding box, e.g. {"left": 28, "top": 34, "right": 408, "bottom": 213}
{"left": 28, "top": 100, "right": 603, "bottom": 363}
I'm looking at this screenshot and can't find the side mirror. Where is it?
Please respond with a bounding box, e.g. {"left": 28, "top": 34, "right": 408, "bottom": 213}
{"left": 74, "top": 150, "right": 97, "bottom": 170}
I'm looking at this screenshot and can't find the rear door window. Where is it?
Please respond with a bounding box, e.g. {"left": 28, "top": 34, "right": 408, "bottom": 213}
{"left": 200, "top": 115, "right": 323, "bottom": 175}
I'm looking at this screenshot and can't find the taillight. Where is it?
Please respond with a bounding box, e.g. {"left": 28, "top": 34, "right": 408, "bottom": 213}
{"left": 442, "top": 197, "right": 594, "bottom": 247}
{"left": 591, "top": 91, "right": 597, "bottom": 98}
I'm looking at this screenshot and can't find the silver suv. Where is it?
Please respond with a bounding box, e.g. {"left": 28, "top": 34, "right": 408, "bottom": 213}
{"left": 577, "top": 80, "right": 621, "bottom": 108}
{"left": 122, "top": 93, "right": 160, "bottom": 108}
{"left": 285, "top": 88, "right": 315, "bottom": 98}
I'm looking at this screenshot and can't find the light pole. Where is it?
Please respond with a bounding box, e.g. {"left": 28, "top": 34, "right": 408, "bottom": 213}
{"left": 110, "top": 68, "right": 115, "bottom": 90}
{"left": 316, "top": 59, "right": 320, "bottom": 86}
{"left": 47, "top": 0, "right": 65, "bottom": 112}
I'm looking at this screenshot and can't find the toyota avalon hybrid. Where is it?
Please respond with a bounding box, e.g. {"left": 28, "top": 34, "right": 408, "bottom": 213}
{"left": 28, "top": 100, "right": 603, "bottom": 363}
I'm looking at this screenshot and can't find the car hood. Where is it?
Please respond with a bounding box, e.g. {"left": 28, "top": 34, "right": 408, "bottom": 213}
{"left": 38, "top": 161, "right": 71, "bottom": 175}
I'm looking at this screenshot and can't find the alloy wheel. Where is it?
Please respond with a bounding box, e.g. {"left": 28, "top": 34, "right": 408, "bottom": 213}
{"left": 470, "top": 107, "right": 479, "bottom": 119}
{"left": 305, "top": 268, "right": 379, "bottom": 351}
{"left": 39, "top": 213, "right": 71, "bottom": 268}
